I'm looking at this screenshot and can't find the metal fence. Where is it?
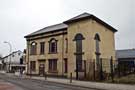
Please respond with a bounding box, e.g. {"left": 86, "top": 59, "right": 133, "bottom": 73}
{"left": 115, "top": 60, "right": 135, "bottom": 77}
{"left": 26, "top": 57, "right": 135, "bottom": 82}
{"left": 83, "top": 57, "right": 114, "bottom": 81}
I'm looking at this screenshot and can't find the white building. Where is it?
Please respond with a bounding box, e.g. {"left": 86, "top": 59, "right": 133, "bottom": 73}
{"left": 3, "top": 50, "right": 26, "bottom": 72}
{"left": 0, "top": 57, "right": 3, "bottom": 70}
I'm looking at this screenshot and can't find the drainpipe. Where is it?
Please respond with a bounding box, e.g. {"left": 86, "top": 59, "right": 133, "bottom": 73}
{"left": 62, "top": 31, "right": 64, "bottom": 76}
{"left": 27, "top": 40, "right": 30, "bottom": 75}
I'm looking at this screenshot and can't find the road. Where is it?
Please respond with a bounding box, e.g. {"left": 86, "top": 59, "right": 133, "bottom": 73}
{"left": 0, "top": 73, "right": 96, "bottom": 90}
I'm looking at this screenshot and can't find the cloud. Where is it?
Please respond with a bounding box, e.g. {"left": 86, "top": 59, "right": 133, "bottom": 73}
{"left": 0, "top": 0, "right": 134, "bottom": 56}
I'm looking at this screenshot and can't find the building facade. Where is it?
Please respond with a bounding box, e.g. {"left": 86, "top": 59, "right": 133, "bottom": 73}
{"left": 3, "top": 50, "right": 26, "bottom": 72}
{"left": 116, "top": 49, "right": 135, "bottom": 75}
{"left": 25, "top": 13, "right": 117, "bottom": 79}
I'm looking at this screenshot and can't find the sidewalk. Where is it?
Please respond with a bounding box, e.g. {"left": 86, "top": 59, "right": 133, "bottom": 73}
{"left": 28, "top": 76, "right": 135, "bottom": 90}
{"left": 1, "top": 71, "right": 135, "bottom": 90}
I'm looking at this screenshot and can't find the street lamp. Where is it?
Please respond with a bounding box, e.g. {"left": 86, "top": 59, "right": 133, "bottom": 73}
{"left": 4, "top": 41, "right": 12, "bottom": 72}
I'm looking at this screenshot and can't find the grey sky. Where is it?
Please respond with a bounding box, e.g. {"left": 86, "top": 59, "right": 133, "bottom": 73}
{"left": 0, "top": 0, "right": 134, "bottom": 56}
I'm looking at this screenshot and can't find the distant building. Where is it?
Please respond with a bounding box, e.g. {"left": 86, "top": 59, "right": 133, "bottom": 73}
{"left": 116, "top": 49, "right": 135, "bottom": 67}
{"left": 0, "top": 57, "right": 3, "bottom": 70}
{"left": 25, "top": 12, "right": 117, "bottom": 79}
{"left": 3, "top": 50, "right": 26, "bottom": 72}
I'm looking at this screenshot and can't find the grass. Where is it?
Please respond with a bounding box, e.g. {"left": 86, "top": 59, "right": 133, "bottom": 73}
{"left": 106, "top": 74, "right": 135, "bottom": 84}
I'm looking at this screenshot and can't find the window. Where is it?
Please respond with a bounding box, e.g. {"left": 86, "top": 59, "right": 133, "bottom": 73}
{"left": 49, "top": 38, "right": 57, "bottom": 53}
{"left": 64, "top": 58, "right": 68, "bottom": 73}
{"left": 30, "top": 61, "right": 36, "bottom": 71}
{"left": 94, "top": 33, "right": 100, "bottom": 53}
{"left": 65, "top": 38, "right": 68, "bottom": 53}
{"left": 30, "top": 42, "right": 37, "bottom": 55}
{"left": 74, "top": 33, "right": 85, "bottom": 72}
{"left": 48, "top": 59, "right": 57, "bottom": 72}
{"left": 94, "top": 33, "right": 101, "bottom": 69}
{"left": 20, "top": 56, "right": 23, "bottom": 64}
{"left": 40, "top": 42, "right": 45, "bottom": 54}
{"left": 12, "top": 54, "right": 14, "bottom": 57}
{"left": 18, "top": 53, "right": 21, "bottom": 56}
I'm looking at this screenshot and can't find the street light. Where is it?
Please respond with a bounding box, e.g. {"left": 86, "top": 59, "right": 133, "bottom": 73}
{"left": 4, "top": 41, "right": 12, "bottom": 72}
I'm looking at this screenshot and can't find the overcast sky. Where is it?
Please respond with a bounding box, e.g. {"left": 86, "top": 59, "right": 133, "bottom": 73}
{"left": 0, "top": 0, "right": 134, "bottom": 56}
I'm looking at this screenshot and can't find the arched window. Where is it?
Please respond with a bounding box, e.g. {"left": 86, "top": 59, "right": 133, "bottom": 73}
{"left": 94, "top": 33, "right": 101, "bottom": 70}
{"left": 94, "top": 33, "right": 100, "bottom": 53}
{"left": 74, "top": 33, "right": 85, "bottom": 41}
{"left": 74, "top": 33, "right": 85, "bottom": 53}
{"left": 30, "top": 42, "right": 37, "bottom": 55}
{"left": 49, "top": 38, "right": 57, "bottom": 53}
{"left": 74, "top": 33, "right": 85, "bottom": 74}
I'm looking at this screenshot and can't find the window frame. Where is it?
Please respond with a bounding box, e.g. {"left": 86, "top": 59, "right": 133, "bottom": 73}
{"left": 30, "top": 42, "right": 37, "bottom": 55}
{"left": 40, "top": 42, "right": 45, "bottom": 55}
{"left": 30, "top": 61, "right": 36, "bottom": 71}
{"left": 48, "top": 59, "right": 58, "bottom": 72}
{"left": 48, "top": 38, "right": 58, "bottom": 54}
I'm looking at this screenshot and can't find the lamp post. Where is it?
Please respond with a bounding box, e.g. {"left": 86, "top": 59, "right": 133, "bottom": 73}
{"left": 4, "top": 41, "right": 12, "bottom": 72}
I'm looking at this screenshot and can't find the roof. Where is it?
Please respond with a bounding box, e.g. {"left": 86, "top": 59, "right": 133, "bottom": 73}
{"left": 3, "top": 50, "right": 22, "bottom": 58}
{"left": 116, "top": 49, "right": 135, "bottom": 59}
{"left": 64, "top": 12, "right": 117, "bottom": 32}
{"left": 64, "top": 12, "right": 91, "bottom": 23}
{"left": 25, "top": 12, "right": 117, "bottom": 38}
{"left": 25, "top": 23, "right": 67, "bottom": 38}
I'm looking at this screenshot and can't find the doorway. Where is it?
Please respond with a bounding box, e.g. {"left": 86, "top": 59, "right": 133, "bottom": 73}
{"left": 39, "top": 64, "right": 45, "bottom": 76}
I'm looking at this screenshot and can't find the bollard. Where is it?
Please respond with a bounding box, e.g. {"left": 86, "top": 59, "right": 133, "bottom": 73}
{"left": 110, "top": 56, "right": 114, "bottom": 82}
{"left": 70, "top": 73, "right": 72, "bottom": 83}
{"left": 44, "top": 72, "right": 47, "bottom": 80}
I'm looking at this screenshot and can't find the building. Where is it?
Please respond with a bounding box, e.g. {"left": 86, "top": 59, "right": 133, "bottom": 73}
{"left": 25, "top": 12, "right": 117, "bottom": 80}
{"left": 3, "top": 50, "right": 26, "bottom": 72}
{"left": 0, "top": 56, "right": 3, "bottom": 70}
{"left": 116, "top": 49, "right": 135, "bottom": 74}
{"left": 116, "top": 49, "right": 135, "bottom": 63}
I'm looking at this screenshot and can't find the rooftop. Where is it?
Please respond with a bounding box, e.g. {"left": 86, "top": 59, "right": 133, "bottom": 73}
{"left": 116, "top": 49, "right": 135, "bottom": 59}
{"left": 25, "top": 23, "right": 67, "bottom": 38}
{"left": 25, "top": 12, "right": 117, "bottom": 38}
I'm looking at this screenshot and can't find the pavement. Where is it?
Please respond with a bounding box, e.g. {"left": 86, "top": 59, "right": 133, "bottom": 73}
{"left": 0, "top": 79, "right": 24, "bottom": 90}
{"left": 0, "top": 71, "right": 135, "bottom": 90}
{"left": 30, "top": 76, "right": 135, "bottom": 90}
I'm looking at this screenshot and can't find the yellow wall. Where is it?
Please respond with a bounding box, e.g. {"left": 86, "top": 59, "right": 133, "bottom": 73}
{"left": 26, "top": 31, "right": 67, "bottom": 75}
{"left": 26, "top": 18, "right": 116, "bottom": 78}
{"left": 67, "top": 19, "right": 116, "bottom": 78}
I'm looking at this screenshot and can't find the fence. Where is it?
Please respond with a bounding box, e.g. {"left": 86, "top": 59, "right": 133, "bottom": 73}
{"left": 83, "top": 57, "right": 114, "bottom": 81}
{"left": 83, "top": 57, "right": 135, "bottom": 81}
{"left": 116, "top": 60, "right": 135, "bottom": 77}
{"left": 26, "top": 57, "right": 135, "bottom": 82}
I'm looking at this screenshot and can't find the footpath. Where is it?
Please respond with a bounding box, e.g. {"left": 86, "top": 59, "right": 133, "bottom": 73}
{"left": 0, "top": 71, "right": 135, "bottom": 90}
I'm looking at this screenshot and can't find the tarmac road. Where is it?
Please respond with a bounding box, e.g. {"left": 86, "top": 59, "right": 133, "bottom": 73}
{"left": 0, "top": 73, "right": 97, "bottom": 90}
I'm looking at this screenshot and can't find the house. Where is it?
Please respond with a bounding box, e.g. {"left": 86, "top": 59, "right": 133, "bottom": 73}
{"left": 25, "top": 12, "right": 117, "bottom": 80}
{"left": 0, "top": 56, "right": 3, "bottom": 70}
{"left": 3, "top": 50, "right": 26, "bottom": 72}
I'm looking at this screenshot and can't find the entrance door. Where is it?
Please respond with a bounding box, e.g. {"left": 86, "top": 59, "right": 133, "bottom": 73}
{"left": 39, "top": 64, "right": 45, "bottom": 76}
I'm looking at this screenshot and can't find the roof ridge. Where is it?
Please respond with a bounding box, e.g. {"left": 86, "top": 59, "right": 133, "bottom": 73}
{"left": 116, "top": 49, "right": 135, "bottom": 51}
{"left": 30, "top": 23, "right": 65, "bottom": 35}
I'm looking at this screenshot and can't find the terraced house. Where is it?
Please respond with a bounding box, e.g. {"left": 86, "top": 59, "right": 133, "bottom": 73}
{"left": 25, "top": 12, "right": 117, "bottom": 80}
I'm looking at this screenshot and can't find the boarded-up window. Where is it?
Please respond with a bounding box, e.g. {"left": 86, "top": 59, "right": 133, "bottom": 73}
{"left": 48, "top": 59, "right": 57, "bottom": 71}
{"left": 30, "top": 61, "right": 36, "bottom": 71}
{"left": 40, "top": 42, "right": 45, "bottom": 54}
